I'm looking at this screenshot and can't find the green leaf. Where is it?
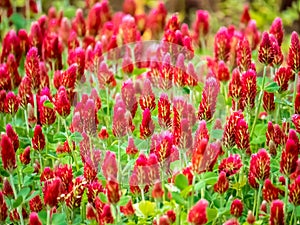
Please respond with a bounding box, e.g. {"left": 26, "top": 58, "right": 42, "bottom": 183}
{"left": 174, "top": 174, "right": 189, "bottom": 191}
{"left": 206, "top": 208, "right": 218, "bottom": 222}
{"left": 13, "top": 195, "right": 23, "bottom": 208}
{"left": 264, "top": 82, "right": 280, "bottom": 93}
{"left": 70, "top": 132, "right": 83, "bottom": 142}
{"left": 43, "top": 100, "right": 54, "bottom": 109}
{"left": 296, "top": 205, "right": 300, "bottom": 217}
{"left": 99, "top": 192, "right": 108, "bottom": 203}
{"left": 9, "top": 13, "right": 26, "bottom": 30}
{"left": 53, "top": 132, "right": 67, "bottom": 142}
{"left": 52, "top": 213, "right": 67, "bottom": 225}
{"left": 23, "top": 166, "right": 34, "bottom": 174}
{"left": 210, "top": 129, "right": 223, "bottom": 140}
{"left": 194, "top": 180, "right": 206, "bottom": 191}
{"left": 18, "top": 187, "right": 30, "bottom": 199}
{"left": 38, "top": 210, "right": 47, "bottom": 224}
{"left": 171, "top": 192, "right": 187, "bottom": 206}
{"left": 25, "top": 191, "right": 39, "bottom": 202}
{"left": 0, "top": 167, "right": 10, "bottom": 177}
{"left": 118, "top": 196, "right": 131, "bottom": 206}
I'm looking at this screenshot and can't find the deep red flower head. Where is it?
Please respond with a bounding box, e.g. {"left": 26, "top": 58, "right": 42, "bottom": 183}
{"left": 219, "top": 154, "right": 243, "bottom": 176}
{"left": 6, "top": 124, "right": 19, "bottom": 151}
{"left": 1, "top": 134, "right": 16, "bottom": 172}
{"left": 122, "top": 0, "right": 136, "bottom": 15}
{"left": 188, "top": 199, "right": 208, "bottom": 225}
{"left": 121, "top": 79, "right": 138, "bottom": 117}
{"left": 32, "top": 125, "right": 45, "bottom": 151}
{"left": 263, "top": 91, "right": 275, "bottom": 112}
{"left": 29, "top": 195, "right": 43, "bottom": 212}
{"left": 249, "top": 149, "right": 270, "bottom": 188}
{"left": 269, "top": 17, "right": 284, "bottom": 46}
{"left": 289, "top": 175, "right": 300, "bottom": 205}
{"left": 214, "top": 27, "right": 230, "bottom": 62}
{"left": 61, "top": 63, "right": 77, "bottom": 90}
{"left": 102, "top": 150, "right": 118, "bottom": 181}
{"left": 217, "top": 60, "right": 230, "bottom": 82}
{"left": 214, "top": 171, "right": 229, "bottom": 194}
{"left": 7, "top": 53, "right": 21, "bottom": 89}
{"left": 98, "top": 126, "right": 109, "bottom": 140}
{"left": 152, "top": 181, "right": 164, "bottom": 199}
{"left": 43, "top": 177, "right": 62, "bottom": 207}
{"left": 25, "top": 47, "right": 40, "bottom": 91}
{"left": 126, "top": 137, "right": 138, "bottom": 156}
{"left": 262, "top": 179, "right": 280, "bottom": 202}
{"left": 67, "top": 47, "right": 85, "bottom": 80}
{"left": 222, "top": 111, "right": 244, "bottom": 148}
{"left": 42, "top": 33, "right": 63, "bottom": 71}
{"left": 241, "top": 69, "right": 256, "bottom": 110}
{"left": 55, "top": 86, "right": 71, "bottom": 117}
{"left": 280, "top": 138, "right": 298, "bottom": 176}
{"left": 97, "top": 61, "right": 116, "bottom": 89}
{"left": 292, "top": 114, "right": 300, "bottom": 133}
{"left": 0, "top": 64, "right": 11, "bottom": 91}
{"left": 1, "top": 30, "right": 21, "bottom": 65}
{"left": 158, "top": 93, "right": 171, "bottom": 129}
{"left": 147, "top": 2, "right": 167, "bottom": 38}
{"left": 139, "top": 79, "right": 156, "bottom": 111}
{"left": 29, "top": 22, "right": 43, "bottom": 56}
{"left": 122, "top": 52, "right": 134, "bottom": 74}
{"left": 29, "top": 212, "right": 42, "bottom": 225}
{"left": 258, "top": 32, "right": 276, "bottom": 65}
{"left": 106, "top": 179, "right": 121, "bottom": 204}
{"left": 240, "top": 5, "right": 251, "bottom": 25}
{"left": 72, "top": 9, "right": 86, "bottom": 37}
{"left": 192, "top": 10, "right": 209, "bottom": 45}
{"left": 287, "top": 31, "right": 300, "bottom": 73}
{"left": 0, "top": 191, "right": 8, "bottom": 222}
{"left": 121, "top": 14, "right": 138, "bottom": 44}
{"left": 20, "top": 146, "right": 31, "bottom": 165}
{"left": 17, "top": 29, "right": 29, "bottom": 57}
{"left": 101, "top": 204, "right": 114, "bottom": 224}
{"left": 274, "top": 66, "right": 292, "bottom": 93}
{"left": 4, "top": 91, "right": 19, "bottom": 115}
{"left": 67, "top": 31, "right": 80, "bottom": 51}
{"left": 54, "top": 164, "right": 73, "bottom": 192}
{"left": 269, "top": 200, "right": 285, "bottom": 225}
{"left": 230, "top": 199, "right": 243, "bottom": 218}
{"left": 235, "top": 118, "right": 251, "bottom": 154}
{"left": 3, "top": 178, "right": 13, "bottom": 197}
{"left": 237, "top": 38, "right": 251, "bottom": 72}
{"left": 39, "top": 94, "right": 56, "bottom": 125}
{"left": 120, "top": 199, "right": 135, "bottom": 216}
{"left": 40, "top": 167, "right": 54, "bottom": 182}
{"left": 229, "top": 69, "right": 242, "bottom": 104}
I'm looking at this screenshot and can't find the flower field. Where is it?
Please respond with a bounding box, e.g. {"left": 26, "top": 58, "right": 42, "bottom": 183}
{"left": 0, "top": 0, "right": 300, "bottom": 224}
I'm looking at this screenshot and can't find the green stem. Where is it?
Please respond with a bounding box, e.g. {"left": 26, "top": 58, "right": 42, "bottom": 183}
{"left": 106, "top": 87, "right": 110, "bottom": 126}
{"left": 250, "top": 65, "right": 267, "bottom": 138}
{"left": 253, "top": 189, "right": 257, "bottom": 214}
{"left": 9, "top": 173, "right": 24, "bottom": 225}
{"left": 255, "top": 183, "right": 262, "bottom": 220}
{"left": 289, "top": 205, "right": 295, "bottom": 225}
{"left": 293, "top": 70, "right": 299, "bottom": 107}
{"left": 118, "top": 139, "right": 122, "bottom": 185}
{"left": 284, "top": 176, "right": 289, "bottom": 223}
{"left": 24, "top": 109, "right": 29, "bottom": 135}
{"left": 47, "top": 206, "right": 51, "bottom": 225}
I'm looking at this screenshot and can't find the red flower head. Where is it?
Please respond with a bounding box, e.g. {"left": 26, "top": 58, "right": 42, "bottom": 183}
{"left": 158, "top": 93, "right": 171, "bottom": 129}
{"left": 280, "top": 139, "right": 298, "bottom": 176}
{"left": 67, "top": 47, "right": 85, "bottom": 80}
{"left": 126, "top": 137, "right": 138, "bottom": 156}
{"left": 7, "top": 54, "right": 21, "bottom": 88}
{"left": 29, "top": 22, "right": 43, "bottom": 57}
{"left": 55, "top": 86, "right": 71, "bottom": 117}
{"left": 121, "top": 79, "right": 138, "bottom": 117}
{"left": 0, "top": 192, "right": 8, "bottom": 222}
{"left": 42, "top": 33, "right": 63, "bottom": 70}
{"left": 248, "top": 149, "right": 270, "bottom": 188}
{"left": 86, "top": 180, "right": 103, "bottom": 203}
{"left": 123, "top": 0, "right": 136, "bottom": 15}
{"left": 241, "top": 69, "right": 257, "bottom": 110}
{"left": 258, "top": 32, "right": 275, "bottom": 65}
{"left": 229, "top": 69, "right": 242, "bottom": 107}
{"left": 274, "top": 67, "right": 292, "bottom": 93}
{"left": 152, "top": 181, "right": 164, "bottom": 199}
{"left": 39, "top": 93, "right": 57, "bottom": 126}
{"left": 97, "top": 61, "right": 116, "bottom": 89}
{"left": 25, "top": 47, "right": 40, "bottom": 91}
{"left": 40, "top": 167, "right": 54, "bottom": 182}
{"left": 263, "top": 91, "right": 275, "bottom": 112}
{"left": 0, "top": 64, "right": 11, "bottom": 91}
{"left": 235, "top": 118, "right": 251, "bottom": 154}
{"left": 29, "top": 195, "right": 43, "bottom": 212}
{"left": 192, "top": 10, "right": 209, "bottom": 46}
{"left": 198, "top": 76, "right": 220, "bottom": 121}
{"left": 54, "top": 164, "right": 73, "bottom": 192}
{"left": 240, "top": 5, "right": 251, "bottom": 25}
{"left": 151, "top": 131, "right": 173, "bottom": 163}
{"left": 6, "top": 124, "right": 19, "bottom": 151}
{"left": 3, "top": 178, "right": 13, "bottom": 197}
{"left": 72, "top": 9, "right": 86, "bottom": 37}
{"left": 246, "top": 211, "right": 255, "bottom": 224}
{"left": 295, "top": 92, "right": 300, "bottom": 114}
{"left": 1, "top": 30, "right": 21, "bottom": 65}
{"left": 269, "top": 17, "right": 284, "bottom": 46}
{"left": 101, "top": 204, "right": 114, "bottom": 224}
{"left": 217, "top": 60, "right": 230, "bottom": 82}
{"left": 18, "top": 76, "right": 33, "bottom": 108}
{"left": 230, "top": 199, "right": 243, "bottom": 218}
{"left": 32, "top": 125, "right": 45, "bottom": 151}
{"left": 122, "top": 50, "right": 134, "bottom": 74}
{"left": 214, "top": 27, "right": 230, "bottom": 62}
{"left": 120, "top": 199, "right": 135, "bottom": 216}
{"left": 147, "top": 2, "right": 167, "bottom": 38}
{"left": 20, "top": 146, "right": 31, "bottom": 165}
{"left": 61, "top": 63, "right": 77, "bottom": 90}
{"left": 269, "top": 200, "right": 285, "bottom": 225}
{"left": 219, "top": 154, "right": 243, "bottom": 176}
{"left": 269, "top": 35, "right": 283, "bottom": 67}
{"left": 18, "top": 29, "right": 30, "bottom": 55}
{"left": 106, "top": 179, "right": 121, "bottom": 204}
{"left": 289, "top": 175, "right": 300, "bottom": 205}
{"left": 4, "top": 91, "right": 19, "bottom": 115}
{"left": 67, "top": 31, "right": 80, "bottom": 51}
{"left": 139, "top": 79, "right": 156, "bottom": 111}
{"left": 222, "top": 110, "right": 244, "bottom": 148}
{"left": 43, "top": 177, "right": 62, "bottom": 208}
{"left": 97, "top": 127, "right": 108, "bottom": 141}
{"left": 287, "top": 31, "right": 300, "bottom": 73}
{"left": 214, "top": 171, "right": 229, "bottom": 194}
{"left": 292, "top": 114, "right": 300, "bottom": 133}
{"left": 176, "top": 118, "right": 193, "bottom": 150}
{"left": 237, "top": 38, "right": 251, "bottom": 72}
{"left": 102, "top": 150, "right": 118, "bottom": 181}
{"left": 188, "top": 199, "right": 208, "bottom": 225}
{"left": 1, "top": 134, "right": 16, "bottom": 172}
{"left": 262, "top": 179, "right": 280, "bottom": 202}
{"left": 29, "top": 212, "right": 42, "bottom": 225}
{"left": 121, "top": 14, "right": 138, "bottom": 44}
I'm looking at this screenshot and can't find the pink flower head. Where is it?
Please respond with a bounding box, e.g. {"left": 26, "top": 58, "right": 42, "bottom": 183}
{"left": 72, "top": 9, "right": 86, "bottom": 37}
{"left": 121, "top": 14, "right": 138, "bottom": 44}
{"left": 1, "top": 30, "right": 21, "bottom": 65}
{"left": 67, "top": 47, "right": 85, "bottom": 80}
{"left": 214, "top": 27, "right": 230, "bottom": 62}
{"left": 287, "top": 31, "right": 300, "bottom": 73}
{"left": 97, "top": 61, "right": 116, "bottom": 89}
{"left": 192, "top": 10, "right": 209, "bottom": 45}
{"left": 126, "top": 137, "right": 138, "bottom": 156}
{"left": 269, "top": 200, "right": 285, "bottom": 225}
{"left": 29, "top": 212, "right": 42, "bottom": 225}
{"left": 219, "top": 154, "right": 243, "bottom": 176}
{"left": 188, "top": 199, "right": 208, "bottom": 225}
{"left": 1, "top": 134, "right": 16, "bottom": 172}
{"left": 7, "top": 54, "right": 21, "bottom": 88}
{"left": 121, "top": 79, "right": 138, "bottom": 117}
{"left": 102, "top": 151, "right": 118, "bottom": 181}
{"left": 248, "top": 149, "right": 270, "bottom": 188}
